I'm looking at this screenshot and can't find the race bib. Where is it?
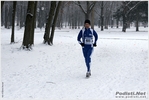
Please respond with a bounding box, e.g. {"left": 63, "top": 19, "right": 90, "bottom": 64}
{"left": 85, "top": 37, "right": 93, "bottom": 45}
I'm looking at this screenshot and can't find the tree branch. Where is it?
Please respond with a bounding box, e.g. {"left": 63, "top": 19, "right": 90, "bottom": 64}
{"left": 125, "top": 1, "right": 131, "bottom": 8}
{"left": 103, "top": 1, "right": 108, "bottom": 7}
{"left": 63, "top": 1, "right": 70, "bottom": 7}
{"left": 74, "top": 1, "right": 87, "bottom": 14}
{"left": 126, "top": 1, "right": 142, "bottom": 15}
{"left": 88, "top": 1, "right": 96, "bottom": 13}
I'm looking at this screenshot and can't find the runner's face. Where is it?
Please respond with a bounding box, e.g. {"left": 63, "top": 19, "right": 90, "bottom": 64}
{"left": 84, "top": 23, "right": 90, "bottom": 29}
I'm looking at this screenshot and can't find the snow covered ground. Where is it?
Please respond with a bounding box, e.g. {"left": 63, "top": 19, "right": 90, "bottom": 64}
{"left": 1, "top": 26, "right": 148, "bottom": 99}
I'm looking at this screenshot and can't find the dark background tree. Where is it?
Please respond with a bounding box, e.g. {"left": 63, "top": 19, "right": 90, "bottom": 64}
{"left": 11, "top": 1, "right": 17, "bottom": 44}
{"left": 49, "top": 1, "right": 62, "bottom": 45}
{"left": 22, "top": 1, "right": 35, "bottom": 50}
{"left": 31, "top": 1, "right": 37, "bottom": 45}
{"left": 2, "top": 1, "right": 148, "bottom": 31}
{"left": 100, "top": 1, "right": 104, "bottom": 31}
{"left": 43, "top": 1, "right": 57, "bottom": 45}
{"left": 1, "top": 1, "right": 4, "bottom": 10}
{"left": 113, "top": 9, "right": 122, "bottom": 28}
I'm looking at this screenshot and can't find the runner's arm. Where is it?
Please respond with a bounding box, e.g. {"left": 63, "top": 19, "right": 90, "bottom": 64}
{"left": 77, "top": 30, "right": 83, "bottom": 44}
{"left": 93, "top": 30, "right": 98, "bottom": 44}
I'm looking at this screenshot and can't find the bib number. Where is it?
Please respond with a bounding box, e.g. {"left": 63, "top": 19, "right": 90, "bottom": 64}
{"left": 85, "top": 37, "right": 93, "bottom": 45}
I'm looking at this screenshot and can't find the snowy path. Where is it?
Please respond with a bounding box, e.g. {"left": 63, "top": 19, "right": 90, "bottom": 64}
{"left": 1, "top": 27, "right": 148, "bottom": 99}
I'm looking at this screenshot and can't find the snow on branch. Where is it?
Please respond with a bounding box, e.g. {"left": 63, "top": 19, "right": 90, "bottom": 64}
{"left": 125, "top": 1, "right": 131, "bottom": 10}
{"left": 27, "top": 13, "right": 33, "bottom": 17}
{"left": 89, "top": 2, "right": 96, "bottom": 11}
{"left": 125, "top": 1, "right": 131, "bottom": 7}
{"left": 88, "top": 1, "right": 96, "bottom": 13}
{"left": 126, "top": 1, "right": 142, "bottom": 15}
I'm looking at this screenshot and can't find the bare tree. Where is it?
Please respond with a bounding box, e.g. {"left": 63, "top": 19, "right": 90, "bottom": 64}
{"left": 43, "top": 1, "right": 57, "bottom": 45}
{"left": 11, "top": 1, "right": 17, "bottom": 44}
{"left": 49, "top": 1, "right": 62, "bottom": 45}
{"left": 8, "top": 3, "right": 13, "bottom": 29}
{"left": 31, "top": 1, "right": 37, "bottom": 45}
{"left": 19, "top": 2, "right": 23, "bottom": 28}
{"left": 101, "top": 1, "right": 104, "bottom": 31}
{"left": 1, "top": 1, "right": 5, "bottom": 26}
{"left": 22, "top": 1, "right": 35, "bottom": 50}
{"left": 4, "top": 4, "right": 8, "bottom": 28}
{"left": 91, "top": 7, "right": 94, "bottom": 29}
{"left": 1, "top": 1, "right": 4, "bottom": 10}
{"left": 135, "top": 10, "right": 139, "bottom": 31}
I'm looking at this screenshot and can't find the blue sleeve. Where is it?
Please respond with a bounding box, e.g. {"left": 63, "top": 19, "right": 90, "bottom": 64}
{"left": 77, "top": 30, "right": 82, "bottom": 44}
{"left": 93, "top": 30, "right": 98, "bottom": 44}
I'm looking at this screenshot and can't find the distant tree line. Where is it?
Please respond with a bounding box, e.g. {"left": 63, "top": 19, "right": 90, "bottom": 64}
{"left": 1, "top": 1, "right": 148, "bottom": 30}
{"left": 1, "top": 1, "right": 148, "bottom": 50}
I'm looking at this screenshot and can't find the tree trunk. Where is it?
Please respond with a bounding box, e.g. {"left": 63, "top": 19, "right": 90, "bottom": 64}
{"left": 1, "top": 3, "right": 4, "bottom": 26}
{"left": 5, "top": 5, "right": 8, "bottom": 28}
{"left": 98, "top": 19, "right": 100, "bottom": 28}
{"left": 122, "top": 14, "right": 127, "bottom": 32}
{"left": 85, "top": 14, "right": 89, "bottom": 20}
{"left": 116, "top": 18, "right": 119, "bottom": 28}
{"left": 49, "top": 1, "right": 62, "bottom": 45}
{"left": 72, "top": 4, "right": 74, "bottom": 29}
{"left": 23, "top": 4, "right": 27, "bottom": 27}
{"left": 101, "top": 1, "right": 104, "bottom": 31}
{"left": 16, "top": 2, "right": 20, "bottom": 26}
{"left": 22, "top": 1, "right": 35, "bottom": 50}
{"left": 127, "top": 19, "right": 130, "bottom": 28}
{"left": 76, "top": 9, "right": 78, "bottom": 29}
{"left": 11, "top": 1, "right": 17, "bottom": 44}
{"left": 31, "top": 1, "right": 37, "bottom": 45}
{"left": 16, "top": 1, "right": 19, "bottom": 26}
{"left": 43, "top": 1, "right": 57, "bottom": 45}
{"left": 78, "top": 10, "right": 81, "bottom": 29}
{"left": 8, "top": 6, "right": 12, "bottom": 29}
{"left": 136, "top": 11, "right": 139, "bottom": 31}
{"left": 60, "top": 4, "right": 63, "bottom": 29}
{"left": 20, "top": 4, "right": 23, "bottom": 29}
{"left": 104, "top": 17, "right": 109, "bottom": 29}
{"left": 91, "top": 7, "right": 94, "bottom": 29}
{"left": 111, "top": 17, "right": 114, "bottom": 28}
{"left": 1, "top": 1, "right": 4, "bottom": 11}
{"left": 86, "top": 1, "right": 90, "bottom": 19}
{"left": 74, "top": 8, "right": 77, "bottom": 29}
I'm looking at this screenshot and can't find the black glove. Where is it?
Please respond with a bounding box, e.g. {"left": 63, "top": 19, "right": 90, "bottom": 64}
{"left": 80, "top": 43, "right": 84, "bottom": 47}
{"left": 93, "top": 43, "right": 97, "bottom": 47}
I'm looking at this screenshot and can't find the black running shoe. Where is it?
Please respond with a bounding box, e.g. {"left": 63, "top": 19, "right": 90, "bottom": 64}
{"left": 86, "top": 71, "right": 91, "bottom": 78}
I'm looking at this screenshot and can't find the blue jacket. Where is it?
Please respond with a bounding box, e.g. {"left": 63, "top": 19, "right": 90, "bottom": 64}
{"left": 77, "top": 28, "right": 98, "bottom": 46}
